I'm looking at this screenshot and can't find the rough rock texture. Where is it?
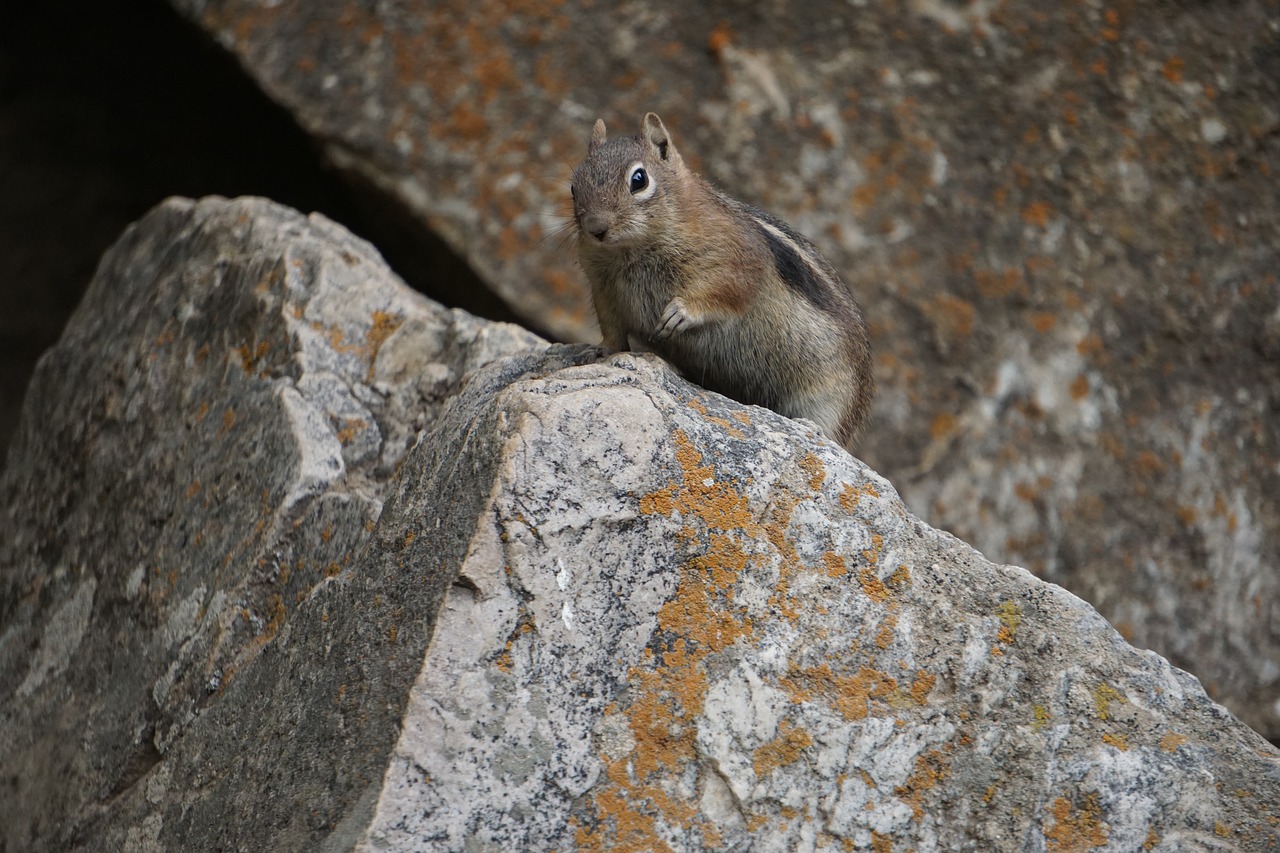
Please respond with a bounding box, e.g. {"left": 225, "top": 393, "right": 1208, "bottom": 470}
{"left": 0, "top": 0, "right": 392, "bottom": 459}
{"left": 3, "top": 196, "right": 1278, "bottom": 850}
{"left": 355, "top": 348, "right": 1280, "bottom": 852}
{"left": 0, "top": 196, "right": 542, "bottom": 851}
{"left": 167, "top": 0, "right": 1280, "bottom": 738}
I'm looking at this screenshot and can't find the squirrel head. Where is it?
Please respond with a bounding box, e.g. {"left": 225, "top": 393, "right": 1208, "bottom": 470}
{"left": 571, "top": 112, "right": 686, "bottom": 249}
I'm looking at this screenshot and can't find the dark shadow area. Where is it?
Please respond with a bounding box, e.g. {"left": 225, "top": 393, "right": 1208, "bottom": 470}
{"left": 0, "top": 0, "right": 529, "bottom": 460}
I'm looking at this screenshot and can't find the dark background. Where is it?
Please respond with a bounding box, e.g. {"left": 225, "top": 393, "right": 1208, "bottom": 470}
{"left": 0, "top": 0, "right": 515, "bottom": 459}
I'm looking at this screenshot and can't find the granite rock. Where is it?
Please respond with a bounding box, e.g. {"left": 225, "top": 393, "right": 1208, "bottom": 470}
{"left": 167, "top": 0, "right": 1280, "bottom": 737}
{"left": 351, "top": 348, "right": 1280, "bottom": 852}
{"left": 0, "top": 195, "right": 541, "bottom": 850}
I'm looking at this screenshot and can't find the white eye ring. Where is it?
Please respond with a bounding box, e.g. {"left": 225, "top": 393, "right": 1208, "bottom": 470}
{"left": 627, "top": 161, "right": 656, "bottom": 200}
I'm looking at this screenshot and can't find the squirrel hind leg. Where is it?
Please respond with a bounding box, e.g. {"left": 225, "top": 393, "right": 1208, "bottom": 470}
{"left": 781, "top": 379, "right": 861, "bottom": 450}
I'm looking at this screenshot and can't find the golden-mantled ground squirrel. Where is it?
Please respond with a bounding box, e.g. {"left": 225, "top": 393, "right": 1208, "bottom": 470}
{"left": 571, "top": 112, "right": 875, "bottom": 450}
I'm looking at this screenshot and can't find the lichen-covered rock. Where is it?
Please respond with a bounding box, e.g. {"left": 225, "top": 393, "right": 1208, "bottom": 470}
{"left": 168, "top": 0, "right": 1280, "bottom": 738}
{"left": 0, "top": 195, "right": 541, "bottom": 851}
{"left": 352, "top": 348, "right": 1280, "bottom": 852}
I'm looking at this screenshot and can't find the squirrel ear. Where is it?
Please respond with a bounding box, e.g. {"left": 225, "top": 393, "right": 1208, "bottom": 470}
{"left": 642, "top": 112, "right": 675, "bottom": 162}
{"left": 589, "top": 119, "right": 607, "bottom": 154}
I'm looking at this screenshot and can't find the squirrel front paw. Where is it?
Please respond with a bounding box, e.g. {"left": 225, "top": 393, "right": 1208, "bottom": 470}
{"left": 653, "top": 297, "right": 702, "bottom": 340}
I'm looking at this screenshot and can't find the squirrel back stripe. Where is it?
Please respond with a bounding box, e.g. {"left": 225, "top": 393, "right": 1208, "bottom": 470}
{"left": 750, "top": 213, "right": 845, "bottom": 318}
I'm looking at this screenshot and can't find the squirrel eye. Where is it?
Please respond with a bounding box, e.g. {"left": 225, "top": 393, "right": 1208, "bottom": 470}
{"left": 629, "top": 167, "right": 649, "bottom": 195}
{"left": 570, "top": 185, "right": 577, "bottom": 202}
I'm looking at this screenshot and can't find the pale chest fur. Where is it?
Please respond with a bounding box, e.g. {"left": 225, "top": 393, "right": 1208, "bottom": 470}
{"left": 581, "top": 242, "right": 684, "bottom": 336}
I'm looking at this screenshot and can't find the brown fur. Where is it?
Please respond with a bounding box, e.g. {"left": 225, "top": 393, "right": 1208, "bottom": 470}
{"left": 570, "top": 112, "right": 875, "bottom": 449}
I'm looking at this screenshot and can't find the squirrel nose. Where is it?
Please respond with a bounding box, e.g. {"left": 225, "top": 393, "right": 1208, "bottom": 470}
{"left": 582, "top": 213, "right": 610, "bottom": 242}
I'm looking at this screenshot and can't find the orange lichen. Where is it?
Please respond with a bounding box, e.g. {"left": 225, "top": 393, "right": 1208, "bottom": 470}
{"left": 761, "top": 490, "right": 806, "bottom": 617}
{"left": 753, "top": 720, "right": 814, "bottom": 777}
{"left": 1069, "top": 374, "right": 1090, "bottom": 400}
{"left": 1132, "top": 451, "right": 1165, "bottom": 477}
{"left": 1101, "top": 733, "right": 1129, "bottom": 751}
{"left": 875, "top": 614, "right": 898, "bottom": 649}
{"left": 1044, "top": 794, "right": 1108, "bottom": 851}
{"left": 1022, "top": 201, "right": 1054, "bottom": 227}
{"left": 220, "top": 594, "right": 288, "bottom": 695}
{"left": 781, "top": 664, "right": 898, "bottom": 721}
{"left": 995, "top": 601, "right": 1022, "bottom": 646}
{"left": 839, "top": 481, "right": 880, "bottom": 511}
{"left": 926, "top": 293, "right": 975, "bottom": 339}
{"left": 859, "top": 567, "right": 890, "bottom": 603}
{"left": 930, "top": 412, "right": 957, "bottom": 439}
{"left": 1158, "top": 732, "right": 1188, "bottom": 752}
{"left": 1029, "top": 312, "right": 1057, "bottom": 333}
{"left": 578, "top": 429, "right": 766, "bottom": 848}
{"left": 798, "top": 452, "right": 826, "bottom": 490}
{"left": 153, "top": 325, "right": 177, "bottom": 349}
{"left": 1014, "top": 481, "right": 1040, "bottom": 503}
{"left": 473, "top": 54, "right": 516, "bottom": 102}
{"left": 658, "top": 569, "right": 752, "bottom": 657}
{"left": 639, "top": 489, "right": 675, "bottom": 516}
{"left": 1032, "top": 705, "right": 1052, "bottom": 731}
{"left": 624, "top": 667, "right": 705, "bottom": 779}
{"left": 575, "top": 777, "right": 675, "bottom": 853}
{"left": 689, "top": 532, "right": 752, "bottom": 589}
{"left": 909, "top": 670, "right": 936, "bottom": 705}
{"left": 893, "top": 749, "right": 948, "bottom": 820}
{"left": 336, "top": 417, "right": 367, "bottom": 445}
{"left": 448, "top": 102, "right": 488, "bottom": 140}
{"left": 974, "top": 266, "right": 1027, "bottom": 299}
{"left": 706, "top": 21, "right": 733, "bottom": 58}
{"left": 865, "top": 533, "right": 883, "bottom": 565}
{"left": 685, "top": 399, "right": 746, "bottom": 437}
{"left": 316, "top": 322, "right": 361, "bottom": 355}
{"left": 582, "top": 419, "right": 931, "bottom": 843}
{"left": 638, "top": 431, "right": 757, "bottom": 531}
{"left": 1076, "top": 334, "right": 1105, "bottom": 358}
{"left": 887, "top": 564, "right": 911, "bottom": 589}
{"left": 823, "top": 553, "right": 851, "bottom": 579}
{"left": 1092, "top": 683, "right": 1123, "bottom": 720}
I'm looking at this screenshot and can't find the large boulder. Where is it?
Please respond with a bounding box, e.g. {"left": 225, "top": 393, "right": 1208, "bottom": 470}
{"left": 167, "top": 0, "right": 1280, "bottom": 737}
{"left": 353, "top": 350, "right": 1280, "bottom": 852}
{"left": 2, "top": 197, "right": 1277, "bottom": 850}
{"left": 0, "top": 196, "right": 542, "bottom": 850}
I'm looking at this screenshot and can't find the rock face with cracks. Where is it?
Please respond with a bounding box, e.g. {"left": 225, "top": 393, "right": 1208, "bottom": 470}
{"left": 0, "top": 196, "right": 542, "bottom": 850}
{"left": 2, "top": 197, "right": 1278, "bottom": 851}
